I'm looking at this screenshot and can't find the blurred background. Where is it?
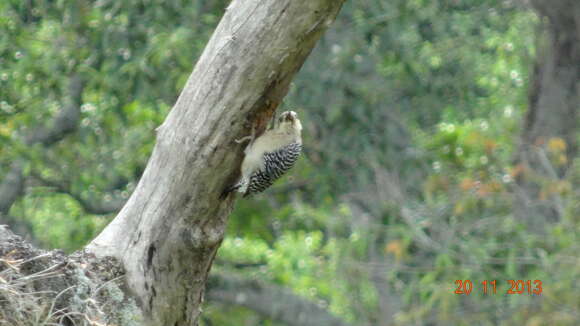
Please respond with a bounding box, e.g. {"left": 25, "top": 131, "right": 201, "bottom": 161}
{"left": 1, "top": 0, "right": 578, "bottom": 325}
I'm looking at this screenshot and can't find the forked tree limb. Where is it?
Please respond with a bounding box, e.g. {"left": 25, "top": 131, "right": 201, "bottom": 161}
{"left": 0, "top": 226, "right": 351, "bottom": 326}
{"left": 86, "top": 1, "right": 346, "bottom": 325}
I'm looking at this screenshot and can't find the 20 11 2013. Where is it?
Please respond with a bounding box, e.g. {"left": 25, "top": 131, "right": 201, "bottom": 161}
{"left": 454, "top": 280, "right": 542, "bottom": 295}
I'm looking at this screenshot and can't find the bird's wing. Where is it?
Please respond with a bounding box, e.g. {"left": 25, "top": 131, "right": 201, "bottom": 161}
{"left": 245, "top": 142, "right": 302, "bottom": 196}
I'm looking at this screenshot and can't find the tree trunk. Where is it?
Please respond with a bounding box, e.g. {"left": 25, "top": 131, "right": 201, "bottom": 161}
{"left": 86, "top": 0, "right": 345, "bottom": 325}
{"left": 0, "top": 227, "right": 351, "bottom": 326}
{"left": 514, "top": 0, "right": 579, "bottom": 230}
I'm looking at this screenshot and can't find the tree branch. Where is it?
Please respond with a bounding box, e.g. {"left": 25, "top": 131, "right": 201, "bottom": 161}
{"left": 0, "top": 75, "right": 84, "bottom": 216}
{"left": 207, "top": 272, "right": 351, "bottom": 326}
{"left": 0, "top": 163, "right": 25, "bottom": 215}
{"left": 30, "top": 172, "right": 126, "bottom": 215}
{"left": 0, "top": 213, "right": 35, "bottom": 243}
{"left": 25, "top": 74, "right": 84, "bottom": 146}
{"left": 514, "top": 0, "right": 579, "bottom": 226}
{"left": 86, "top": 1, "right": 346, "bottom": 325}
{"left": 0, "top": 226, "right": 350, "bottom": 326}
{"left": 0, "top": 225, "right": 134, "bottom": 325}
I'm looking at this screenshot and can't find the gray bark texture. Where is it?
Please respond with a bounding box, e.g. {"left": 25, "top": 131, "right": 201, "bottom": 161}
{"left": 84, "top": 0, "right": 346, "bottom": 325}
{"left": 0, "top": 226, "right": 131, "bottom": 326}
{"left": 514, "top": 0, "right": 579, "bottom": 229}
{"left": 0, "top": 227, "right": 351, "bottom": 326}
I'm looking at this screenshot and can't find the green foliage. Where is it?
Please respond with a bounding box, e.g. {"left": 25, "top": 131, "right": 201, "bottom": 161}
{"left": 1, "top": 0, "right": 578, "bottom": 325}
{"left": 1, "top": 0, "right": 223, "bottom": 250}
{"left": 11, "top": 193, "right": 109, "bottom": 252}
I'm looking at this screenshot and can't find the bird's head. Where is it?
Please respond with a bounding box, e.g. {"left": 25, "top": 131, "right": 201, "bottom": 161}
{"left": 277, "top": 111, "right": 302, "bottom": 134}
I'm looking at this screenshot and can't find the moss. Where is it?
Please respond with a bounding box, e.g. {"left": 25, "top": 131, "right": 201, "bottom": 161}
{"left": 0, "top": 227, "right": 142, "bottom": 325}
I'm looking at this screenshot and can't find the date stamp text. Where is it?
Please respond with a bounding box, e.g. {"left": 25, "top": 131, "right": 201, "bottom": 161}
{"left": 454, "top": 280, "right": 542, "bottom": 295}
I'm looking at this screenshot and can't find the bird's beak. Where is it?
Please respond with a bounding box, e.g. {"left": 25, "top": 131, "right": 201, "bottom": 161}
{"left": 285, "top": 111, "right": 296, "bottom": 122}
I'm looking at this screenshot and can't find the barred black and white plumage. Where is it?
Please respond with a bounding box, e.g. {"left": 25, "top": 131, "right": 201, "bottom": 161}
{"left": 221, "top": 111, "right": 303, "bottom": 198}
{"left": 246, "top": 142, "right": 302, "bottom": 196}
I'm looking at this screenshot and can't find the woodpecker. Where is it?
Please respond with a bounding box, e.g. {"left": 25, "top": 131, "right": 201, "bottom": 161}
{"left": 222, "top": 111, "right": 302, "bottom": 198}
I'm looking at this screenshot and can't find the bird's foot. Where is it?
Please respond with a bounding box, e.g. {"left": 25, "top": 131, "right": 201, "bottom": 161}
{"left": 235, "top": 124, "right": 256, "bottom": 144}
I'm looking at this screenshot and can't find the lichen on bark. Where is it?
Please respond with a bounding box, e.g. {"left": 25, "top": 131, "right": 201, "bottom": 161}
{"left": 0, "top": 226, "right": 139, "bottom": 326}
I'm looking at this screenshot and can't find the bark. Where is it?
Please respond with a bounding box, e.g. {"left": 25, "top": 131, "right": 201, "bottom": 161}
{"left": 0, "top": 227, "right": 351, "bottom": 326}
{"left": 0, "top": 226, "right": 131, "bottom": 326}
{"left": 86, "top": 1, "right": 345, "bottom": 325}
{"left": 514, "top": 0, "right": 579, "bottom": 229}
